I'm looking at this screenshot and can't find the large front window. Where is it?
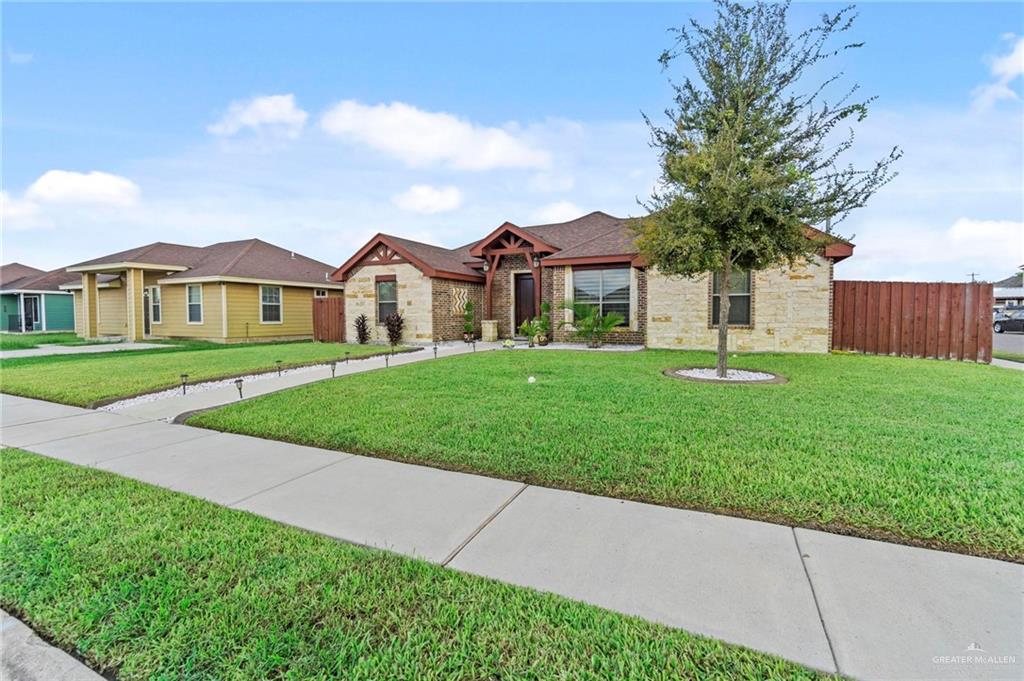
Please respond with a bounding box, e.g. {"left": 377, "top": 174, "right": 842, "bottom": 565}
{"left": 573, "top": 268, "right": 630, "bottom": 324}
{"left": 376, "top": 279, "right": 397, "bottom": 322}
{"left": 186, "top": 284, "right": 203, "bottom": 324}
{"left": 711, "top": 270, "right": 752, "bottom": 326}
{"left": 260, "top": 285, "right": 282, "bottom": 323}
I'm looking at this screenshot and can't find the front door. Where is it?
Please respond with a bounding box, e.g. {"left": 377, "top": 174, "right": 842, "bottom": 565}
{"left": 514, "top": 273, "right": 535, "bottom": 332}
{"left": 23, "top": 295, "right": 41, "bottom": 331}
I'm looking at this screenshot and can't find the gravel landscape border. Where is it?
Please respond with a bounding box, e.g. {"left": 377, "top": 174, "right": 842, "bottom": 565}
{"left": 661, "top": 367, "right": 789, "bottom": 385}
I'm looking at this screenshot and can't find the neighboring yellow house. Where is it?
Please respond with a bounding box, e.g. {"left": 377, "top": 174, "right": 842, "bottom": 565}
{"left": 61, "top": 239, "right": 343, "bottom": 342}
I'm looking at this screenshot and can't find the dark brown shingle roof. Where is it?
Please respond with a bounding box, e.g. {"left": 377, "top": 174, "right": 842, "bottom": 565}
{"left": 161, "top": 239, "right": 336, "bottom": 285}
{"left": 383, "top": 234, "right": 483, "bottom": 278}
{"left": 69, "top": 242, "right": 207, "bottom": 269}
{"left": 1, "top": 263, "right": 45, "bottom": 288}
{"left": 4, "top": 267, "right": 80, "bottom": 292}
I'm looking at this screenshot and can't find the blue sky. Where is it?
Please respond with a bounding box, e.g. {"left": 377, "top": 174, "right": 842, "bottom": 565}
{"left": 3, "top": 2, "right": 1022, "bottom": 281}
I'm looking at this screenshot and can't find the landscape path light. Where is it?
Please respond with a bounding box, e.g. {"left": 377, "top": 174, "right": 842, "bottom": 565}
{"left": 345, "top": 351, "right": 350, "bottom": 364}
{"left": 330, "top": 361, "right": 337, "bottom": 378}
{"left": 234, "top": 378, "right": 244, "bottom": 399}
{"left": 433, "top": 342, "right": 438, "bottom": 359}
{"left": 275, "top": 360, "right": 283, "bottom": 376}
{"left": 180, "top": 374, "right": 189, "bottom": 395}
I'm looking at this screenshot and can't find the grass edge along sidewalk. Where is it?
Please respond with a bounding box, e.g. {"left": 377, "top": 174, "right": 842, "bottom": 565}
{"left": 189, "top": 349, "right": 1024, "bottom": 563}
{"left": 0, "top": 448, "right": 825, "bottom": 681}
{"left": 0, "top": 341, "right": 413, "bottom": 407}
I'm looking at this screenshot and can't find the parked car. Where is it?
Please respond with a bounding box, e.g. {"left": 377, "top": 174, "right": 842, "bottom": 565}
{"left": 993, "top": 309, "right": 1024, "bottom": 333}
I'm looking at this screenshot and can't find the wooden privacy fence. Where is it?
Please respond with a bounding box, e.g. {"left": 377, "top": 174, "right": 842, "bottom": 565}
{"left": 313, "top": 297, "right": 345, "bottom": 343}
{"left": 832, "top": 281, "right": 992, "bottom": 362}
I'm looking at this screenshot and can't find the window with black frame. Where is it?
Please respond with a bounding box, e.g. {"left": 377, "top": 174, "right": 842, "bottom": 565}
{"left": 573, "top": 268, "right": 630, "bottom": 325}
{"left": 711, "top": 270, "right": 752, "bottom": 325}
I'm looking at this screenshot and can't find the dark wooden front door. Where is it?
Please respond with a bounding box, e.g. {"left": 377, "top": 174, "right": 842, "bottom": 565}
{"left": 514, "top": 273, "right": 536, "bottom": 331}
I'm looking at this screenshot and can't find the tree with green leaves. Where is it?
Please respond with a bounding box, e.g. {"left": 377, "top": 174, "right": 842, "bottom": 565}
{"left": 635, "top": 0, "right": 900, "bottom": 377}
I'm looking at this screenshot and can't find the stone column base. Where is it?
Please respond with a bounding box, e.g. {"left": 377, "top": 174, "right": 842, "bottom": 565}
{"left": 481, "top": 319, "right": 499, "bottom": 342}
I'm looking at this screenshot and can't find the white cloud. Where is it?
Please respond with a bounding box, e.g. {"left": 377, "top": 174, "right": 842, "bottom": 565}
{"left": 0, "top": 191, "right": 50, "bottom": 231}
{"left": 208, "top": 94, "right": 308, "bottom": 138}
{"left": 971, "top": 35, "right": 1024, "bottom": 111}
{"left": 392, "top": 185, "right": 463, "bottom": 214}
{"left": 839, "top": 217, "right": 1023, "bottom": 282}
{"left": 320, "top": 100, "right": 550, "bottom": 171}
{"left": 25, "top": 170, "right": 140, "bottom": 207}
{"left": 7, "top": 48, "right": 33, "bottom": 65}
{"left": 531, "top": 201, "right": 584, "bottom": 224}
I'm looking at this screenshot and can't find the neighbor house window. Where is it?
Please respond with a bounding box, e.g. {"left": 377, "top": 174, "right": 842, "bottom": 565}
{"left": 260, "top": 285, "right": 282, "bottom": 323}
{"left": 573, "top": 268, "right": 630, "bottom": 325}
{"left": 186, "top": 284, "right": 203, "bottom": 324}
{"left": 314, "top": 288, "right": 328, "bottom": 298}
{"left": 150, "top": 286, "right": 162, "bottom": 324}
{"left": 711, "top": 270, "right": 752, "bottom": 326}
{"left": 376, "top": 278, "right": 397, "bottom": 322}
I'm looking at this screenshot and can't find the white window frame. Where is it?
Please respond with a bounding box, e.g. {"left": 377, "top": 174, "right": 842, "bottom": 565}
{"left": 150, "top": 286, "right": 162, "bottom": 324}
{"left": 260, "top": 285, "right": 283, "bottom": 324}
{"left": 314, "top": 288, "right": 328, "bottom": 298}
{"left": 186, "top": 284, "right": 204, "bottom": 324}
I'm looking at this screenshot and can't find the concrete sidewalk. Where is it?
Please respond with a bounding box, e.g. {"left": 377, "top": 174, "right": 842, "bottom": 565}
{"left": 2, "top": 394, "right": 1021, "bottom": 680}
{"left": 0, "top": 341, "right": 171, "bottom": 360}
{"left": 111, "top": 341, "right": 500, "bottom": 421}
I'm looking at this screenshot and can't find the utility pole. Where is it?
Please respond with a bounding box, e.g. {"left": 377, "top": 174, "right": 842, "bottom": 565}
{"left": 967, "top": 272, "right": 978, "bottom": 283}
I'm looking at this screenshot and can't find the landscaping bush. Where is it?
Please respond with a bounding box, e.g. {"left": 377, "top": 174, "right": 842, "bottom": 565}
{"left": 463, "top": 301, "right": 475, "bottom": 341}
{"left": 560, "top": 302, "right": 624, "bottom": 348}
{"left": 354, "top": 314, "right": 370, "bottom": 344}
{"left": 384, "top": 311, "right": 404, "bottom": 347}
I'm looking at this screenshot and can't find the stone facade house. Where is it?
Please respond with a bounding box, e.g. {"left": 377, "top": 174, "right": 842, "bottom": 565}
{"left": 61, "top": 239, "right": 343, "bottom": 343}
{"left": 332, "top": 211, "right": 854, "bottom": 352}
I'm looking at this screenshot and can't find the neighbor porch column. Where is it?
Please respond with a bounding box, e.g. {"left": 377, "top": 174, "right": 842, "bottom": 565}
{"left": 81, "top": 273, "right": 98, "bottom": 338}
{"left": 125, "top": 268, "right": 145, "bottom": 341}
{"left": 17, "top": 293, "right": 25, "bottom": 332}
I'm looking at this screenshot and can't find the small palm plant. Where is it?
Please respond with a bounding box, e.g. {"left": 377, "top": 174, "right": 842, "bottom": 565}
{"left": 354, "top": 314, "right": 370, "bottom": 344}
{"left": 383, "top": 312, "right": 404, "bottom": 348}
{"left": 560, "top": 302, "right": 624, "bottom": 348}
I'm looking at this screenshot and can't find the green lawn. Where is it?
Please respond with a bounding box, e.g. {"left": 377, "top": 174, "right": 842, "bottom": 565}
{"left": 0, "top": 341, "right": 409, "bottom": 406}
{"left": 993, "top": 350, "right": 1024, "bottom": 364}
{"left": 0, "top": 331, "right": 94, "bottom": 350}
{"left": 0, "top": 449, "right": 819, "bottom": 680}
{"left": 191, "top": 350, "right": 1024, "bottom": 562}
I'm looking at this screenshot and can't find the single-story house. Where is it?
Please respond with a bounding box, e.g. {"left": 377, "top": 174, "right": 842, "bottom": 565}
{"left": 992, "top": 271, "right": 1023, "bottom": 308}
{"left": 0, "top": 263, "right": 77, "bottom": 333}
{"left": 61, "top": 239, "right": 343, "bottom": 342}
{"left": 331, "top": 211, "right": 854, "bottom": 352}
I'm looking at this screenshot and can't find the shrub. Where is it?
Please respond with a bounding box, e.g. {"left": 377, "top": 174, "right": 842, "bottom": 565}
{"left": 560, "top": 302, "right": 624, "bottom": 348}
{"left": 354, "top": 314, "right": 370, "bottom": 344}
{"left": 384, "top": 312, "right": 404, "bottom": 347}
{"left": 463, "top": 301, "right": 475, "bottom": 337}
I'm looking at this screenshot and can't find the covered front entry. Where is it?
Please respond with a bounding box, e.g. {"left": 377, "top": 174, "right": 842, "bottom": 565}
{"left": 514, "top": 273, "right": 536, "bottom": 331}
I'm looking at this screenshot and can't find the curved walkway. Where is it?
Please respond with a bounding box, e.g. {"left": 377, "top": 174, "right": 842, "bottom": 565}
{"left": 2, "top": 394, "right": 1020, "bottom": 680}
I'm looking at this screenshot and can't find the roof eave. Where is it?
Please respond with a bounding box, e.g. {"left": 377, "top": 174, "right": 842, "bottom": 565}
{"left": 66, "top": 262, "right": 191, "bottom": 273}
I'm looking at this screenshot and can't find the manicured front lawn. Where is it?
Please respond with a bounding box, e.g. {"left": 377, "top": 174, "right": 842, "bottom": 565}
{"left": 0, "top": 449, "right": 818, "bottom": 680}
{"left": 191, "top": 350, "right": 1024, "bottom": 561}
{"left": 0, "top": 331, "right": 93, "bottom": 350}
{"left": 0, "top": 341, "right": 407, "bottom": 406}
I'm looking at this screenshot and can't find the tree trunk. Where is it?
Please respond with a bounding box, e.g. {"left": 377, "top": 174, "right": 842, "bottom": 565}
{"left": 717, "top": 258, "right": 731, "bottom": 378}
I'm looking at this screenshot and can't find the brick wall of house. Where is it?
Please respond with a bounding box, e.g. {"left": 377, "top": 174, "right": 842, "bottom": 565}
{"left": 345, "top": 262, "right": 433, "bottom": 343}
{"left": 646, "top": 255, "right": 832, "bottom": 353}
{"left": 551, "top": 265, "right": 648, "bottom": 345}
{"left": 431, "top": 278, "right": 485, "bottom": 341}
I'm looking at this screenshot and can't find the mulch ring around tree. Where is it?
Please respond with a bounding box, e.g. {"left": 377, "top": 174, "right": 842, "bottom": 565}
{"left": 661, "top": 367, "right": 789, "bottom": 385}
